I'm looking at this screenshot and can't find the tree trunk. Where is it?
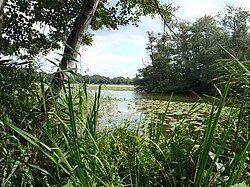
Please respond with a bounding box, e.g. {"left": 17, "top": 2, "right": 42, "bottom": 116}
{"left": 37, "top": 0, "right": 100, "bottom": 137}
{"left": 0, "top": 0, "right": 5, "bottom": 34}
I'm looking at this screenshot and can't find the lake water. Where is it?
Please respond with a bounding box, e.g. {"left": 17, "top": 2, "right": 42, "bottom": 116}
{"left": 98, "top": 90, "right": 211, "bottom": 130}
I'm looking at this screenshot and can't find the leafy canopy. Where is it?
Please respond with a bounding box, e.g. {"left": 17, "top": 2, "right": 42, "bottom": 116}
{"left": 1, "top": 0, "right": 174, "bottom": 58}
{"left": 135, "top": 5, "right": 250, "bottom": 94}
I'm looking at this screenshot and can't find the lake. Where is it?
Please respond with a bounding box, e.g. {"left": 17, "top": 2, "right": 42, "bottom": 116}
{"left": 97, "top": 90, "right": 213, "bottom": 130}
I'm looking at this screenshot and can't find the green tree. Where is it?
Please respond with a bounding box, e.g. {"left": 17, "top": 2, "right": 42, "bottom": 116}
{"left": 135, "top": 7, "right": 250, "bottom": 94}
{"left": 1, "top": 0, "right": 167, "bottom": 57}
{"left": 135, "top": 31, "right": 186, "bottom": 93}
{"left": 221, "top": 5, "right": 250, "bottom": 60}
{"left": 1, "top": 0, "right": 175, "bottom": 136}
{"left": 88, "top": 74, "right": 111, "bottom": 84}
{"left": 184, "top": 16, "right": 226, "bottom": 92}
{"left": 218, "top": 5, "right": 250, "bottom": 94}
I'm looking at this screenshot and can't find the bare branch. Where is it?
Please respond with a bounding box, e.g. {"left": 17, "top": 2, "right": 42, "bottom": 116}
{"left": 151, "top": 0, "right": 179, "bottom": 39}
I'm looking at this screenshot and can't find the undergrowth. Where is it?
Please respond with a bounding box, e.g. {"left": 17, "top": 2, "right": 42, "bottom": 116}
{"left": 0, "top": 61, "right": 249, "bottom": 186}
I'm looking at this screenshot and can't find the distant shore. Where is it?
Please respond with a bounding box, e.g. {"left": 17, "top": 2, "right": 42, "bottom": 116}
{"left": 87, "top": 84, "right": 135, "bottom": 91}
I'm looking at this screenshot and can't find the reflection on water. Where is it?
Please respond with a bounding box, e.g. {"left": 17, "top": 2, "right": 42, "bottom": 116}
{"left": 102, "top": 90, "right": 206, "bottom": 102}
{"left": 98, "top": 90, "right": 211, "bottom": 129}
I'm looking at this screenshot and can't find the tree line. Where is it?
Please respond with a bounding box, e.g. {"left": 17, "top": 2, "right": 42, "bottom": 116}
{"left": 134, "top": 5, "right": 250, "bottom": 94}
{"left": 83, "top": 74, "right": 134, "bottom": 85}
{"left": 1, "top": 1, "right": 249, "bottom": 186}
{"left": 41, "top": 72, "right": 134, "bottom": 85}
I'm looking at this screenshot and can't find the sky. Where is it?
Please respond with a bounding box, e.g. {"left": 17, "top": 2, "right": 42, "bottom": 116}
{"left": 43, "top": 0, "right": 250, "bottom": 78}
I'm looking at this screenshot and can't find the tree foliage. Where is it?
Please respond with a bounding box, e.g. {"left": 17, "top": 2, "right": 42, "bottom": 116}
{"left": 1, "top": 0, "right": 173, "bottom": 58}
{"left": 85, "top": 74, "right": 134, "bottom": 85}
{"left": 0, "top": 2, "right": 249, "bottom": 187}
{"left": 135, "top": 5, "right": 250, "bottom": 94}
{"left": 41, "top": 72, "right": 134, "bottom": 85}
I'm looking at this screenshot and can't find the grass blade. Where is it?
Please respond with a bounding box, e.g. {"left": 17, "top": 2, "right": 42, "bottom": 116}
{"left": 194, "top": 80, "right": 230, "bottom": 187}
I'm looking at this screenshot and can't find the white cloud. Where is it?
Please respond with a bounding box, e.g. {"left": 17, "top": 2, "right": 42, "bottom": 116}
{"left": 42, "top": 0, "right": 250, "bottom": 78}
{"left": 81, "top": 43, "right": 146, "bottom": 78}
{"left": 235, "top": 0, "right": 250, "bottom": 8}
{"left": 79, "top": 16, "right": 163, "bottom": 78}
{"left": 174, "top": 0, "right": 250, "bottom": 22}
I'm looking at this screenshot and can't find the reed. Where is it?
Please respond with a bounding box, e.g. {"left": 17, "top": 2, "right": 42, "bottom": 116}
{"left": 1, "top": 79, "right": 249, "bottom": 186}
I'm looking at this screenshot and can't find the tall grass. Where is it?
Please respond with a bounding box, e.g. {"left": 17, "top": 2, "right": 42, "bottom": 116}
{"left": 194, "top": 81, "right": 230, "bottom": 186}
{"left": 1, "top": 74, "right": 249, "bottom": 186}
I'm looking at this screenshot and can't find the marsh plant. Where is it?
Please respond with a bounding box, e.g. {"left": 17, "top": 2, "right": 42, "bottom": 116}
{"left": 0, "top": 77, "right": 249, "bottom": 186}
{"left": 0, "top": 59, "right": 249, "bottom": 187}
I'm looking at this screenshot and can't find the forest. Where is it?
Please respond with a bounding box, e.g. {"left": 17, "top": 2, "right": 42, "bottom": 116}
{"left": 41, "top": 72, "right": 134, "bottom": 85}
{"left": 134, "top": 5, "right": 250, "bottom": 94}
{"left": 0, "top": 0, "right": 249, "bottom": 186}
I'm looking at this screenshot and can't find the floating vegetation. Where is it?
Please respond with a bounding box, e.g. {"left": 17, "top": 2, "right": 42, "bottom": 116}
{"left": 98, "top": 91, "right": 231, "bottom": 136}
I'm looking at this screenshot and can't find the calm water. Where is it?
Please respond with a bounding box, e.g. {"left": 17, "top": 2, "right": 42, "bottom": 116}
{"left": 105, "top": 90, "right": 204, "bottom": 102}
{"left": 98, "top": 90, "right": 210, "bottom": 129}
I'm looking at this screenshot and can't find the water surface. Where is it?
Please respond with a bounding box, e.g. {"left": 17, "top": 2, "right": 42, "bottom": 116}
{"left": 98, "top": 90, "right": 211, "bottom": 129}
